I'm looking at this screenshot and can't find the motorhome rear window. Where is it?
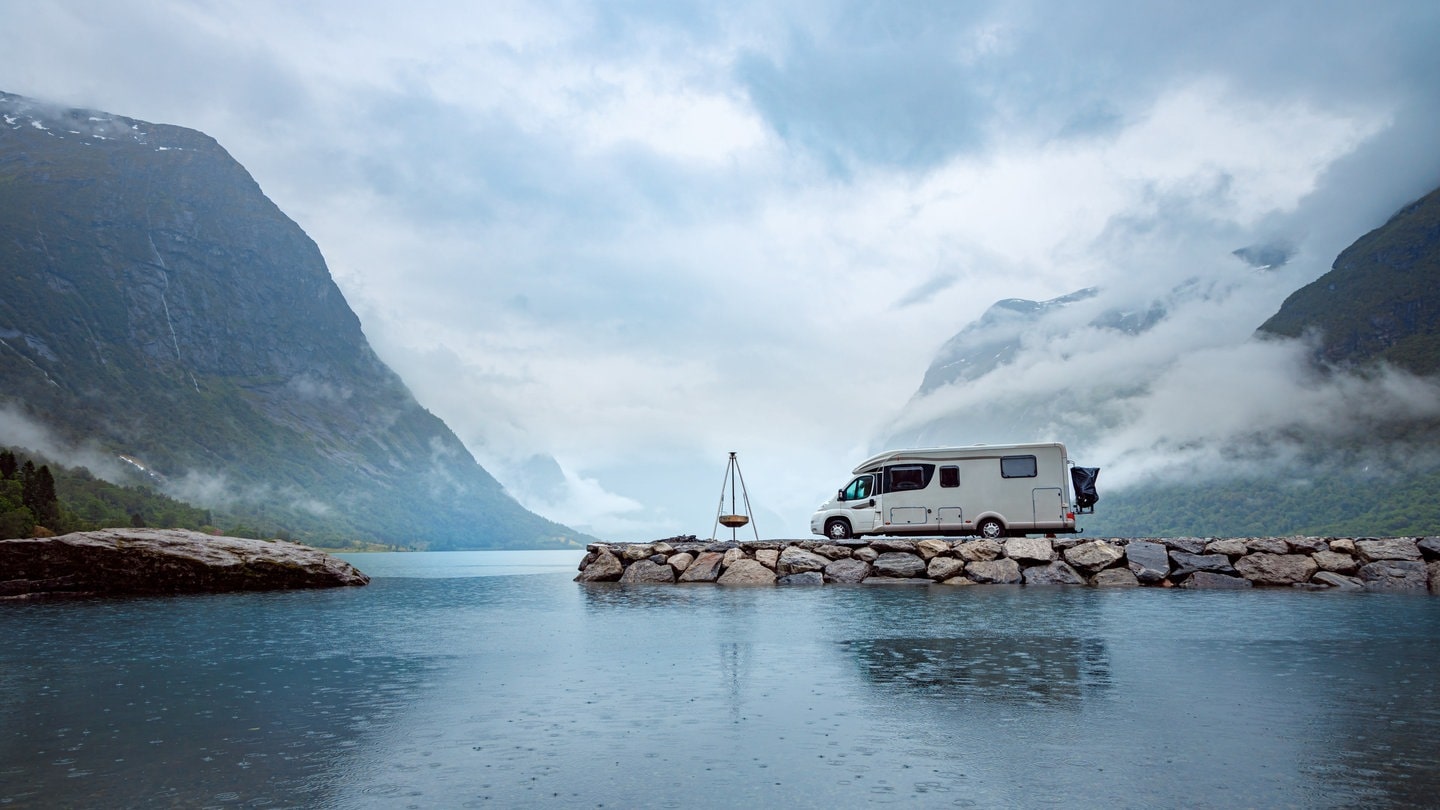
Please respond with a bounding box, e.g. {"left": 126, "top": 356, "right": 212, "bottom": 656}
{"left": 939, "top": 466, "right": 959, "bottom": 487}
{"left": 885, "top": 464, "right": 934, "bottom": 492}
{"left": 1000, "top": 455, "right": 1037, "bottom": 478}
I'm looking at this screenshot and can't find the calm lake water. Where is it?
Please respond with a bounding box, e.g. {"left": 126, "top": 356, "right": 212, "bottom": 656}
{"left": 2, "top": 549, "right": 1438, "bottom": 809}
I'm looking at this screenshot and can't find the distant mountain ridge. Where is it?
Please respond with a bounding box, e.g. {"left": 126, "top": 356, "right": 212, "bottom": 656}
{"left": 0, "top": 91, "right": 589, "bottom": 549}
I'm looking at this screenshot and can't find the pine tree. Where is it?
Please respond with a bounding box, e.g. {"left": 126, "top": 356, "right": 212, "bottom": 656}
{"left": 21, "top": 462, "right": 59, "bottom": 528}
{"left": 0, "top": 450, "right": 16, "bottom": 480}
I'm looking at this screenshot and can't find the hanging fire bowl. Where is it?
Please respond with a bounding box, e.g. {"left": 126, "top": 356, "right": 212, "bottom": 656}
{"left": 718, "top": 514, "right": 750, "bottom": 528}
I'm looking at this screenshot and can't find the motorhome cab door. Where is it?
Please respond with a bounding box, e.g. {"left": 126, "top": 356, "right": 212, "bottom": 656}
{"left": 836, "top": 473, "right": 880, "bottom": 534}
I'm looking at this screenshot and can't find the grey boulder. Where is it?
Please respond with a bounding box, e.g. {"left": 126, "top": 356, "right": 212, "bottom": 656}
{"left": 1180, "top": 572, "right": 1252, "bottom": 589}
{"left": 871, "top": 552, "right": 927, "bottom": 578}
{"left": 1063, "top": 540, "right": 1125, "bottom": 573}
{"left": 823, "top": 558, "right": 871, "bottom": 584}
{"left": 619, "top": 559, "right": 676, "bottom": 584}
{"left": 1357, "top": 560, "right": 1429, "bottom": 592}
{"left": 966, "top": 558, "right": 1022, "bottom": 584}
{"left": 1234, "top": 553, "right": 1317, "bottom": 586}
{"left": 716, "top": 559, "right": 776, "bottom": 585}
{"left": 1125, "top": 541, "right": 1170, "bottom": 583}
{"left": 1022, "top": 561, "right": 1085, "bottom": 585}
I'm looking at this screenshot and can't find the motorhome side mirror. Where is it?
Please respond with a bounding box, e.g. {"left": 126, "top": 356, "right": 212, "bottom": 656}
{"left": 837, "top": 489, "right": 846, "bottom": 501}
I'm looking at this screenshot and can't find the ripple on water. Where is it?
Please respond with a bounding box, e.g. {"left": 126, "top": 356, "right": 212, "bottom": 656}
{"left": 2, "top": 563, "right": 1439, "bottom": 808}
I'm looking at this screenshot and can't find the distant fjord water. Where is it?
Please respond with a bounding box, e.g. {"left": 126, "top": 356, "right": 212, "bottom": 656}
{"left": 2, "top": 550, "right": 1438, "bottom": 808}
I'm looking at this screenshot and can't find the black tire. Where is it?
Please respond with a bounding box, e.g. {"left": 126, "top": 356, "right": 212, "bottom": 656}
{"left": 977, "top": 518, "right": 1004, "bottom": 540}
{"left": 825, "top": 518, "right": 853, "bottom": 540}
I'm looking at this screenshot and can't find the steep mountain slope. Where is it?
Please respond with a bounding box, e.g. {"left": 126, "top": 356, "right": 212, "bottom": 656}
{"left": 0, "top": 91, "right": 588, "bottom": 549}
{"left": 1259, "top": 186, "right": 1440, "bottom": 374}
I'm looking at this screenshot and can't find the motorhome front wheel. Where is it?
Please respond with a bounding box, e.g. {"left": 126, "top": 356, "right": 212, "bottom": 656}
{"left": 825, "top": 518, "right": 853, "bottom": 540}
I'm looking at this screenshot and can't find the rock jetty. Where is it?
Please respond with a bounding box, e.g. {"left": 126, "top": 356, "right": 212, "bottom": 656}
{"left": 0, "top": 528, "right": 370, "bottom": 599}
{"left": 576, "top": 534, "right": 1440, "bottom": 593}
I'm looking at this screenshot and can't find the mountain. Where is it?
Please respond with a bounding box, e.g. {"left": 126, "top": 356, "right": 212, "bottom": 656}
{"left": 1258, "top": 186, "right": 1440, "bottom": 375}
{"left": 887, "top": 182, "right": 1440, "bottom": 537}
{"left": 916, "top": 289, "right": 1100, "bottom": 395}
{"left": 0, "top": 91, "right": 590, "bottom": 549}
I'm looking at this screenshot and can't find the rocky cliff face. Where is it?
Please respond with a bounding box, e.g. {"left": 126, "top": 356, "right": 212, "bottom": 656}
{"left": 0, "top": 91, "right": 587, "bottom": 549}
{"left": 1259, "top": 185, "right": 1440, "bottom": 375}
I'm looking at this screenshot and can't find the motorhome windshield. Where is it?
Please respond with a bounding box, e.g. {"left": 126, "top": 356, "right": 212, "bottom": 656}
{"left": 841, "top": 475, "right": 873, "bottom": 501}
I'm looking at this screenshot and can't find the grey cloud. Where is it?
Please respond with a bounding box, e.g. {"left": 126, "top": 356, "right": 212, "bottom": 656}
{"left": 735, "top": 15, "right": 990, "bottom": 174}
{"left": 732, "top": 0, "right": 1440, "bottom": 173}
{"left": 892, "top": 271, "right": 961, "bottom": 309}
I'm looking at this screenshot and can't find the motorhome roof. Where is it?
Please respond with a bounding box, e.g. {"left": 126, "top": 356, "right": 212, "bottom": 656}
{"left": 851, "top": 442, "right": 1067, "bottom": 474}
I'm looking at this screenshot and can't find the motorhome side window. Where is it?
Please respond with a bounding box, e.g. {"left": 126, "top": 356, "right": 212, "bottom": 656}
{"left": 884, "top": 464, "right": 935, "bottom": 492}
{"left": 1000, "top": 455, "right": 1038, "bottom": 478}
{"left": 842, "top": 475, "right": 872, "bottom": 501}
{"left": 939, "top": 466, "right": 959, "bottom": 487}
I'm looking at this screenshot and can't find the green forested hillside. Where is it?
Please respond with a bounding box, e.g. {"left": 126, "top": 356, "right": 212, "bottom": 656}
{"left": 1083, "top": 468, "right": 1440, "bottom": 538}
{"left": 1260, "top": 185, "right": 1440, "bottom": 374}
{"left": 0, "top": 447, "right": 212, "bottom": 539}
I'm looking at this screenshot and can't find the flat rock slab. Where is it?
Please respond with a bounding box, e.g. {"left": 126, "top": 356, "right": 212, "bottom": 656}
{"left": 1004, "top": 537, "right": 1055, "bottom": 563}
{"left": 1355, "top": 538, "right": 1422, "bottom": 562}
{"left": 1180, "top": 572, "right": 1252, "bottom": 589}
{"left": 0, "top": 529, "right": 368, "bottom": 599}
{"left": 1358, "top": 560, "right": 1429, "bottom": 592}
{"left": 1312, "top": 571, "right": 1364, "bottom": 591}
{"left": 1245, "top": 537, "right": 1290, "bottom": 555}
{"left": 1091, "top": 568, "right": 1139, "bottom": 587}
{"left": 871, "top": 552, "right": 927, "bottom": 578}
{"left": 1164, "top": 537, "right": 1209, "bottom": 554}
{"left": 1234, "top": 553, "right": 1317, "bottom": 585}
{"left": 1170, "top": 551, "right": 1236, "bottom": 578}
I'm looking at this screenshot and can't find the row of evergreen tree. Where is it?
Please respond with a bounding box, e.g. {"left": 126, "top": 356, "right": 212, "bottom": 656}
{"left": 0, "top": 447, "right": 213, "bottom": 540}
{"left": 0, "top": 449, "right": 60, "bottom": 538}
{"left": 0, "top": 446, "right": 410, "bottom": 548}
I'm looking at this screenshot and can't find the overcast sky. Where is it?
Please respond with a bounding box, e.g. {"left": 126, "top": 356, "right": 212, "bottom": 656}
{"left": 4, "top": 1, "right": 1440, "bottom": 539}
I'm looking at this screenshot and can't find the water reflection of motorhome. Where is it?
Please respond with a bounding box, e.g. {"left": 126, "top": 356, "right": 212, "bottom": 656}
{"left": 843, "top": 635, "right": 1111, "bottom": 707}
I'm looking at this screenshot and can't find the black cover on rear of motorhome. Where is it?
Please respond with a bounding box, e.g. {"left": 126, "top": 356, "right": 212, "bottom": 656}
{"left": 1071, "top": 467, "right": 1099, "bottom": 510}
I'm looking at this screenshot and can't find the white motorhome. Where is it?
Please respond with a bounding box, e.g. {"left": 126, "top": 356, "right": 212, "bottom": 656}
{"left": 809, "top": 443, "right": 1097, "bottom": 540}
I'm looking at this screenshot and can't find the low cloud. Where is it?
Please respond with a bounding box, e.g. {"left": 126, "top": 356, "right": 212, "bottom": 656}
{"left": 0, "top": 405, "right": 127, "bottom": 481}
{"left": 166, "top": 469, "right": 337, "bottom": 519}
